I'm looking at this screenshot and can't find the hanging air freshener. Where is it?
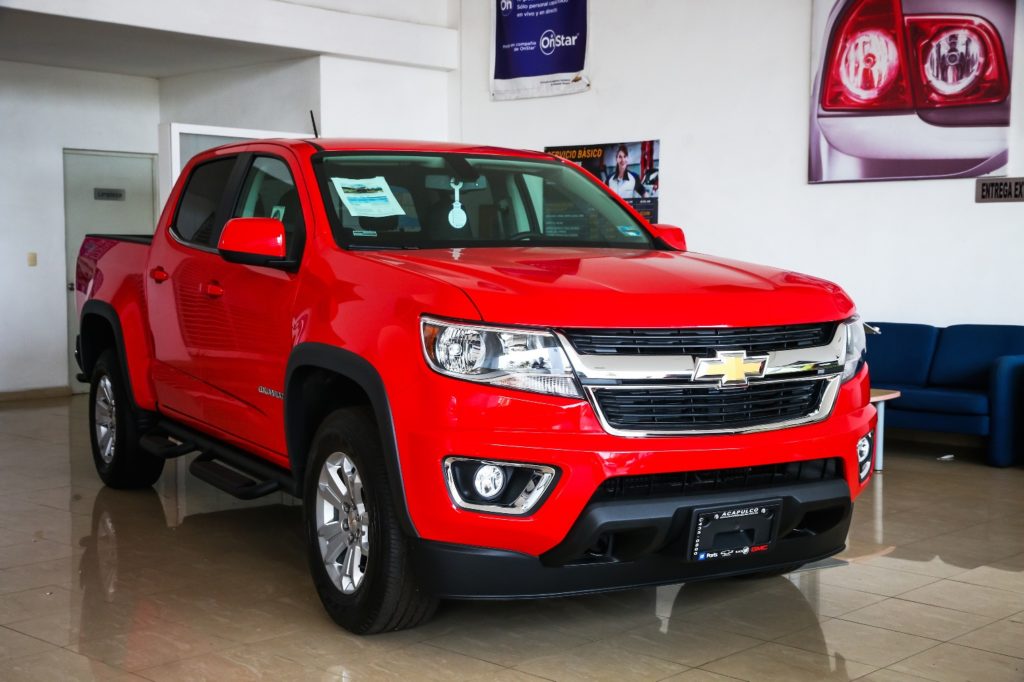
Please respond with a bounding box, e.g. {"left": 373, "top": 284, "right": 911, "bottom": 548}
{"left": 448, "top": 179, "right": 467, "bottom": 229}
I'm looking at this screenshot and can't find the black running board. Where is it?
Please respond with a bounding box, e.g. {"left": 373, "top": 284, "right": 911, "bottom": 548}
{"left": 153, "top": 419, "right": 300, "bottom": 498}
{"left": 190, "top": 453, "right": 280, "bottom": 500}
{"left": 140, "top": 433, "right": 197, "bottom": 459}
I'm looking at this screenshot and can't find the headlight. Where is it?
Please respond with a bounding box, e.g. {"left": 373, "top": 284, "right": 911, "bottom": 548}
{"left": 421, "top": 317, "right": 581, "bottom": 398}
{"left": 842, "top": 317, "right": 867, "bottom": 382}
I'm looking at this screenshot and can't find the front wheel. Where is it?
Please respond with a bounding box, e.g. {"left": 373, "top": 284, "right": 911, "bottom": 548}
{"left": 303, "top": 407, "right": 437, "bottom": 634}
{"left": 88, "top": 349, "right": 163, "bottom": 488}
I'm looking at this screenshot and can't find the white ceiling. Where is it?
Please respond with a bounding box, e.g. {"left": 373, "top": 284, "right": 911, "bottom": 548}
{"left": 0, "top": 9, "right": 319, "bottom": 78}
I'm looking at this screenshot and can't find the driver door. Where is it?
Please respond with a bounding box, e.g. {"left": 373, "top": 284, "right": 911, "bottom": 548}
{"left": 197, "top": 150, "right": 308, "bottom": 459}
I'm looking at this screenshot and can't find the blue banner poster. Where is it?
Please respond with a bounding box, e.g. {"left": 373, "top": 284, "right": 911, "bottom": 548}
{"left": 491, "top": 0, "right": 590, "bottom": 100}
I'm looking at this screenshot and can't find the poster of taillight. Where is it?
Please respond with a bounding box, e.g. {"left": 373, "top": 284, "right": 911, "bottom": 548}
{"left": 545, "top": 140, "right": 659, "bottom": 222}
{"left": 809, "top": 0, "right": 1015, "bottom": 183}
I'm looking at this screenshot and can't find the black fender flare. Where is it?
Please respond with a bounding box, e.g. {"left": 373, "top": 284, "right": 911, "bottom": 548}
{"left": 79, "top": 300, "right": 143, "bottom": 412}
{"left": 285, "top": 343, "right": 417, "bottom": 537}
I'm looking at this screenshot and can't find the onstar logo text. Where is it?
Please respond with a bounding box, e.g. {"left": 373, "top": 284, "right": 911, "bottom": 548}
{"left": 539, "top": 29, "right": 579, "bottom": 56}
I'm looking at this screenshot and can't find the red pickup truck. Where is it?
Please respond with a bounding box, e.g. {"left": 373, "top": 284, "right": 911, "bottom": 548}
{"left": 75, "top": 139, "right": 876, "bottom": 634}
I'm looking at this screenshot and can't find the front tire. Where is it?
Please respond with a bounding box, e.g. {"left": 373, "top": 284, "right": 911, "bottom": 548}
{"left": 88, "top": 349, "right": 163, "bottom": 488}
{"left": 303, "top": 407, "right": 437, "bottom": 634}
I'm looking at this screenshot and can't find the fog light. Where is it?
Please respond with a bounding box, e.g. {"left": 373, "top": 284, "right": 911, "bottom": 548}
{"left": 857, "top": 436, "right": 872, "bottom": 463}
{"left": 857, "top": 433, "right": 874, "bottom": 482}
{"left": 473, "top": 464, "right": 506, "bottom": 499}
{"left": 443, "top": 457, "right": 558, "bottom": 515}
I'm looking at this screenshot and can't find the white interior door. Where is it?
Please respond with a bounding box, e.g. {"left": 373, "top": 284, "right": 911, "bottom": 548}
{"left": 64, "top": 150, "right": 157, "bottom": 393}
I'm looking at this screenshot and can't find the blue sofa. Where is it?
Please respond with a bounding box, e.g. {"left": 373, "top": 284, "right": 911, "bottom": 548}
{"left": 866, "top": 322, "right": 1024, "bottom": 467}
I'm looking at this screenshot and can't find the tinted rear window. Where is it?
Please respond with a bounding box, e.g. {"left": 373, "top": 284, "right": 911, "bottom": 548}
{"left": 174, "top": 158, "right": 236, "bottom": 247}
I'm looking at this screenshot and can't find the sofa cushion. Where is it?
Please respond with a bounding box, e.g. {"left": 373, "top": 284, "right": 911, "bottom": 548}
{"left": 892, "top": 387, "right": 989, "bottom": 416}
{"left": 866, "top": 322, "right": 939, "bottom": 387}
{"left": 928, "top": 325, "right": 1024, "bottom": 390}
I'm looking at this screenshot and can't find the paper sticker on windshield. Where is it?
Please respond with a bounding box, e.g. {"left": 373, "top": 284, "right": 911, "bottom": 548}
{"left": 352, "top": 230, "right": 377, "bottom": 237}
{"left": 617, "top": 225, "right": 644, "bottom": 238}
{"left": 331, "top": 177, "right": 407, "bottom": 218}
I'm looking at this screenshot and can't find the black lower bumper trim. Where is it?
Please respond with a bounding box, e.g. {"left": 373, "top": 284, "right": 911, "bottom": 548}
{"left": 413, "top": 479, "right": 851, "bottom": 599}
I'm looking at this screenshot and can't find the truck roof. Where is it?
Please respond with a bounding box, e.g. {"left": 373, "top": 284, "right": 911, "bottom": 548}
{"left": 211, "top": 138, "right": 555, "bottom": 160}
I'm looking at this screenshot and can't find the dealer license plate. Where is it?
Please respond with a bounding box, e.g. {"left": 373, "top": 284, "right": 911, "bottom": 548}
{"left": 688, "top": 500, "right": 782, "bottom": 562}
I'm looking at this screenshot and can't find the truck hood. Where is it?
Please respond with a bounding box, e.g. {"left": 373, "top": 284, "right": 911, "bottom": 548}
{"left": 357, "top": 247, "right": 855, "bottom": 328}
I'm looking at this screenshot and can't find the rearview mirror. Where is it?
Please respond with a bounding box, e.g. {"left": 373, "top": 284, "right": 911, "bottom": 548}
{"left": 649, "top": 224, "right": 687, "bottom": 251}
{"left": 217, "top": 217, "right": 287, "bottom": 266}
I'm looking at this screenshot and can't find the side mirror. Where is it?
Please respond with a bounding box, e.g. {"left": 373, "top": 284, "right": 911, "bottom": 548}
{"left": 217, "top": 217, "right": 287, "bottom": 266}
{"left": 649, "top": 224, "right": 687, "bottom": 251}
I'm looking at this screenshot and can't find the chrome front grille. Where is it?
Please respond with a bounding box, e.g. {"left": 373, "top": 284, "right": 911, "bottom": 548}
{"left": 591, "top": 380, "right": 827, "bottom": 433}
{"left": 563, "top": 322, "right": 837, "bottom": 356}
{"left": 558, "top": 322, "right": 847, "bottom": 436}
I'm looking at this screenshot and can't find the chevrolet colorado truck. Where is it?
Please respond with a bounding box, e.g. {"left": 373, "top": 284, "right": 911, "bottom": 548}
{"left": 75, "top": 139, "right": 876, "bottom": 634}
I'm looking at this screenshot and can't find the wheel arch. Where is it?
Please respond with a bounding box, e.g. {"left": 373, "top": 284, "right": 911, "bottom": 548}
{"left": 285, "top": 342, "right": 417, "bottom": 536}
{"left": 80, "top": 300, "right": 146, "bottom": 412}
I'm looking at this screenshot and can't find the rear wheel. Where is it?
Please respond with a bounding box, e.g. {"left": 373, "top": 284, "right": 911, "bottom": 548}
{"left": 88, "top": 349, "right": 164, "bottom": 488}
{"left": 303, "top": 407, "right": 438, "bottom": 634}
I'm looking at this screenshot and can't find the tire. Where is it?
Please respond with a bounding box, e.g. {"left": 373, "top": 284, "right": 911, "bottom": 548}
{"left": 303, "top": 407, "right": 438, "bottom": 634}
{"left": 88, "top": 349, "right": 164, "bottom": 488}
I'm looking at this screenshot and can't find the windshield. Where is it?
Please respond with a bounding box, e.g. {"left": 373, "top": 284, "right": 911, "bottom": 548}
{"left": 313, "top": 153, "right": 654, "bottom": 250}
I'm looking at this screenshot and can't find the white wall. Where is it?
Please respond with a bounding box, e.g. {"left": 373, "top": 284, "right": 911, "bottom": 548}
{"left": 458, "top": 0, "right": 1024, "bottom": 327}
{"left": 2, "top": 0, "right": 458, "bottom": 71}
{"left": 276, "top": 0, "right": 456, "bottom": 27}
{"left": 0, "top": 60, "right": 159, "bottom": 393}
{"left": 158, "top": 54, "right": 452, "bottom": 153}
{"left": 319, "top": 56, "right": 452, "bottom": 140}
{"left": 159, "top": 58, "right": 322, "bottom": 135}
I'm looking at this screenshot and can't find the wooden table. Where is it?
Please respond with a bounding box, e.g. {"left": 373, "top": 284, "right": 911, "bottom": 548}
{"left": 869, "top": 388, "right": 901, "bottom": 472}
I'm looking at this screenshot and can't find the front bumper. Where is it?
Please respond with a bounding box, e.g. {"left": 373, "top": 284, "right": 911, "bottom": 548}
{"left": 394, "top": 367, "right": 875, "bottom": 556}
{"left": 413, "top": 478, "right": 851, "bottom": 599}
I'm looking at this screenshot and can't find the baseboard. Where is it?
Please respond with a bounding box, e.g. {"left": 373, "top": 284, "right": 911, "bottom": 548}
{"left": 0, "top": 386, "right": 72, "bottom": 403}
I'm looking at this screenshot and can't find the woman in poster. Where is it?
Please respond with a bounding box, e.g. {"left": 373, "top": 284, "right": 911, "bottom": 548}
{"left": 606, "top": 144, "right": 646, "bottom": 199}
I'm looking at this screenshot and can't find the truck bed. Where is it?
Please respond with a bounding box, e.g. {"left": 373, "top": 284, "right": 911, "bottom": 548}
{"left": 84, "top": 233, "right": 154, "bottom": 245}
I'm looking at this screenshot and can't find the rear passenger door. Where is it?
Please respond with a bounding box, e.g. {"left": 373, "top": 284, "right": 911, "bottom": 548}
{"left": 146, "top": 154, "right": 240, "bottom": 423}
{"left": 197, "top": 151, "right": 308, "bottom": 459}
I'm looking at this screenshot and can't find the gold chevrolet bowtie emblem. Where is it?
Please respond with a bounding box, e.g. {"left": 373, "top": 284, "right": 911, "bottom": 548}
{"left": 693, "top": 351, "right": 769, "bottom": 387}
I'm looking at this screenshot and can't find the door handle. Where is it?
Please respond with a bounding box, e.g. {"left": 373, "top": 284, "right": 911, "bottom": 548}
{"left": 201, "top": 281, "right": 224, "bottom": 298}
{"left": 149, "top": 267, "right": 169, "bottom": 283}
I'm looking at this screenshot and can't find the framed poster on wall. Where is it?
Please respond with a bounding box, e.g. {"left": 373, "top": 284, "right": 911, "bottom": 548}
{"left": 491, "top": 0, "right": 590, "bottom": 100}
{"left": 808, "top": 0, "right": 1016, "bottom": 183}
{"left": 546, "top": 140, "right": 659, "bottom": 222}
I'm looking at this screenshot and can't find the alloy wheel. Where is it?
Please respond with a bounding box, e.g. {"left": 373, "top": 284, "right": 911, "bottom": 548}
{"left": 315, "top": 451, "right": 370, "bottom": 594}
{"left": 94, "top": 375, "right": 117, "bottom": 464}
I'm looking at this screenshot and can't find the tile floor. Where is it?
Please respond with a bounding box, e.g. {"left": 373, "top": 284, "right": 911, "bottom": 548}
{"left": 0, "top": 396, "right": 1023, "bottom": 681}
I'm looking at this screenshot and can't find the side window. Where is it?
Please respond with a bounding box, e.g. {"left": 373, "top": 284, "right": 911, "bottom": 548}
{"left": 173, "top": 158, "right": 236, "bottom": 247}
{"left": 233, "top": 157, "right": 303, "bottom": 252}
